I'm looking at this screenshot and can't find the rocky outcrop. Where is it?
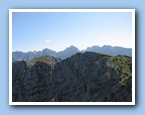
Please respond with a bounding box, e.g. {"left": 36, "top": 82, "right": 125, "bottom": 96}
{"left": 12, "top": 61, "right": 30, "bottom": 101}
{"left": 12, "top": 52, "right": 132, "bottom": 102}
{"left": 19, "top": 61, "right": 55, "bottom": 102}
{"left": 12, "top": 55, "right": 61, "bottom": 102}
{"left": 52, "top": 52, "right": 132, "bottom": 102}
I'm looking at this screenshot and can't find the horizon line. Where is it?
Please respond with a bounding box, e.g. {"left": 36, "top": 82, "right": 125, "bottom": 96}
{"left": 12, "top": 44, "right": 132, "bottom": 53}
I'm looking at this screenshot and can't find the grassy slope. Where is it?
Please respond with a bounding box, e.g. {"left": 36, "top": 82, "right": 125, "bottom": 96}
{"left": 27, "top": 56, "right": 55, "bottom": 67}
{"left": 102, "top": 54, "right": 132, "bottom": 87}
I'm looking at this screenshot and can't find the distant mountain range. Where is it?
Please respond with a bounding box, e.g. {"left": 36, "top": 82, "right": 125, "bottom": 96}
{"left": 12, "top": 45, "right": 132, "bottom": 62}
{"left": 83, "top": 45, "right": 132, "bottom": 57}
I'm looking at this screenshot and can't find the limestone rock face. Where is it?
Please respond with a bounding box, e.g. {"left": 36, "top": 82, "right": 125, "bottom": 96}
{"left": 19, "top": 62, "right": 55, "bottom": 102}
{"left": 12, "top": 61, "right": 30, "bottom": 102}
{"left": 12, "top": 52, "right": 132, "bottom": 102}
{"left": 12, "top": 56, "right": 61, "bottom": 102}
{"left": 52, "top": 52, "right": 131, "bottom": 102}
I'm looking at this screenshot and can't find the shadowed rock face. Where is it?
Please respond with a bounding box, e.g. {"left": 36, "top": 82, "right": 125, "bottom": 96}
{"left": 12, "top": 56, "right": 61, "bottom": 102}
{"left": 12, "top": 61, "right": 30, "bottom": 101}
{"left": 19, "top": 62, "right": 55, "bottom": 102}
{"left": 12, "top": 52, "right": 132, "bottom": 102}
{"left": 52, "top": 52, "right": 132, "bottom": 102}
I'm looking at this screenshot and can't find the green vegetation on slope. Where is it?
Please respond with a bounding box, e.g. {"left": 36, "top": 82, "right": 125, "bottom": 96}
{"left": 27, "top": 56, "right": 56, "bottom": 67}
{"left": 75, "top": 52, "right": 132, "bottom": 88}
{"left": 100, "top": 53, "right": 132, "bottom": 87}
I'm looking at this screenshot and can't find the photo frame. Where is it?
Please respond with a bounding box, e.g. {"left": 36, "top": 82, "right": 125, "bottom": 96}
{"left": 9, "top": 9, "right": 135, "bottom": 105}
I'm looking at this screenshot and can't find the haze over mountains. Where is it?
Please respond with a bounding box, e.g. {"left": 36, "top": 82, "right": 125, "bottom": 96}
{"left": 12, "top": 45, "right": 132, "bottom": 62}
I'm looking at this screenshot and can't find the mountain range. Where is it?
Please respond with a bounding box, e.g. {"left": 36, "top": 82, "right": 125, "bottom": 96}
{"left": 12, "top": 45, "right": 132, "bottom": 62}
{"left": 12, "top": 52, "right": 132, "bottom": 102}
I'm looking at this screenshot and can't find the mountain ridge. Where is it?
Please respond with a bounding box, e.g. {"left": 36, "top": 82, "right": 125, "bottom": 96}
{"left": 12, "top": 45, "right": 132, "bottom": 62}
{"left": 12, "top": 52, "right": 132, "bottom": 102}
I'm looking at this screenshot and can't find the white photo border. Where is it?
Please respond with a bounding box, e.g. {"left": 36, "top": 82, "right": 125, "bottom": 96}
{"left": 9, "top": 9, "right": 135, "bottom": 105}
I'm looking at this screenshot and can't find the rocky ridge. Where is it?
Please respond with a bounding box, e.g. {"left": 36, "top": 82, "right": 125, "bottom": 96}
{"left": 12, "top": 52, "right": 132, "bottom": 102}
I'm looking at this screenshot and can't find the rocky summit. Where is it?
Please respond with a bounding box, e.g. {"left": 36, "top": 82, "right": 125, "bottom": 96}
{"left": 12, "top": 52, "right": 132, "bottom": 102}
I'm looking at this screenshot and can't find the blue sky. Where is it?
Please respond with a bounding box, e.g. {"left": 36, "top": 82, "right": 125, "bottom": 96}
{"left": 12, "top": 11, "right": 132, "bottom": 52}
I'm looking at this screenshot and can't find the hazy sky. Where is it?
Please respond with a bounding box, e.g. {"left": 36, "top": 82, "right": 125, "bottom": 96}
{"left": 12, "top": 11, "right": 132, "bottom": 52}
